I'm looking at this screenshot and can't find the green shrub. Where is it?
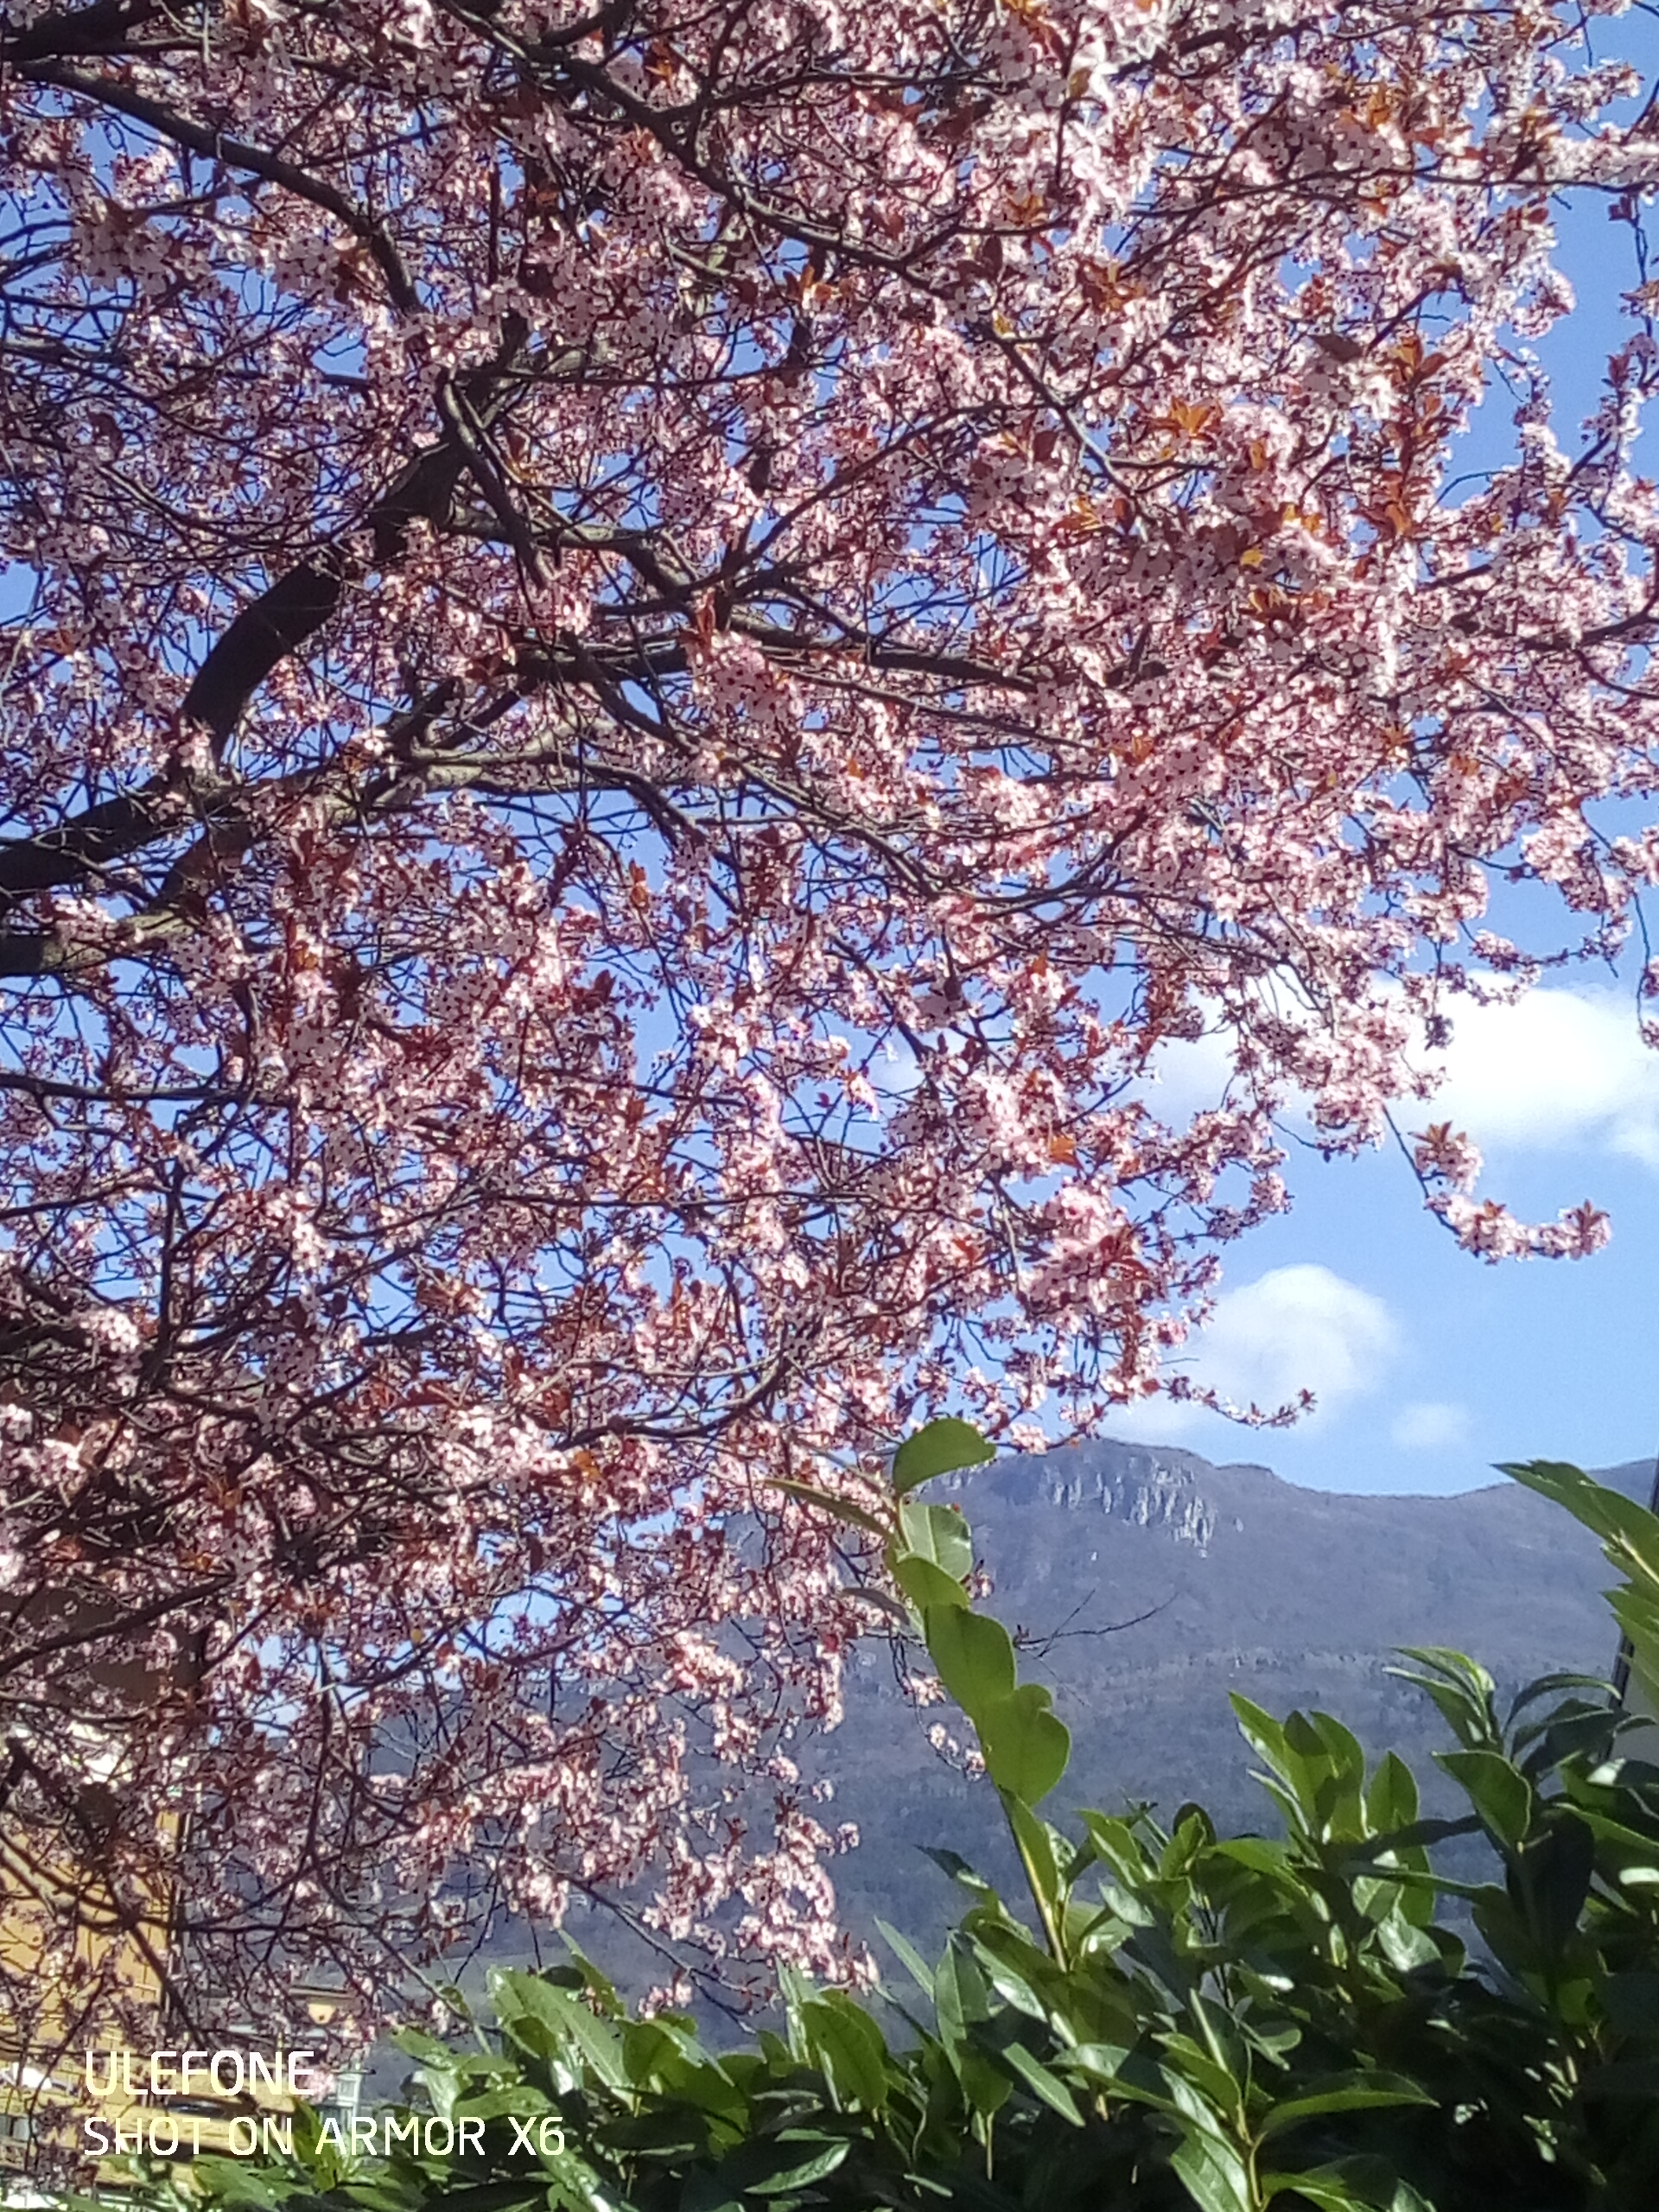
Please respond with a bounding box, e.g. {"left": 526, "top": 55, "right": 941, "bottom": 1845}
{"left": 155, "top": 1446, "right": 1659, "bottom": 2211}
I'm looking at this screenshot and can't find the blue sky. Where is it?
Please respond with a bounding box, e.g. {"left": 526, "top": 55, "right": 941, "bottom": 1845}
{"left": 1106, "top": 27, "right": 1659, "bottom": 1497}
{"left": 1106, "top": 1095, "right": 1659, "bottom": 1496}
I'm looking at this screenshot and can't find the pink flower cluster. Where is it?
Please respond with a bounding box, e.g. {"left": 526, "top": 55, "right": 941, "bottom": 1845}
{"left": 0, "top": 0, "right": 1656, "bottom": 2040}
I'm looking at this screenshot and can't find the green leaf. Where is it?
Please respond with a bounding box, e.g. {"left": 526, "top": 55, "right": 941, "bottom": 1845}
{"left": 392, "top": 2024, "right": 455, "bottom": 2063}
{"left": 1389, "top": 1648, "right": 1500, "bottom": 1751}
{"left": 1230, "top": 1694, "right": 1292, "bottom": 1777}
{"left": 1256, "top": 2072, "right": 1435, "bottom": 2140}
{"left": 452, "top": 2085, "right": 554, "bottom": 2120}
{"left": 621, "top": 2019, "right": 678, "bottom": 2086}
{"left": 1515, "top": 1810, "right": 1595, "bottom": 1957}
{"left": 1160, "top": 2034, "right": 1245, "bottom": 2132}
{"left": 1608, "top": 1586, "right": 1659, "bottom": 1707}
{"left": 969, "top": 1916, "right": 1063, "bottom": 2019}
{"left": 1508, "top": 1670, "right": 1618, "bottom": 1724}
{"left": 1001, "top": 2040, "right": 1083, "bottom": 2125}
{"left": 1079, "top": 1811, "right": 1153, "bottom": 1885}
{"left": 892, "top": 1552, "right": 969, "bottom": 1617}
{"left": 1502, "top": 1460, "right": 1659, "bottom": 1588}
{"left": 893, "top": 1418, "right": 995, "bottom": 1494}
{"left": 488, "top": 1969, "right": 628, "bottom": 2089}
{"left": 800, "top": 1993, "right": 890, "bottom": 2113}
{"left": 1162, "top": 1803, "right": 1217, "bottom": 1877}
{"left": 559, "top": 1936, "right": 624, "bottom": 2018}
{"left": 1228, "top": 1700, "right": 1372, "bottom": 1843}
{"left": 1054, "top": 2041, "right": 1141, "bottom": 2090}
{"left": 980, "top": 1683, "right": 1071, "bottom": 1804}
{"left": 934, "top": 1936, "right": 993, "bottom": 2059}
{"left": 1260, "top": 2177, "right": 1376, "bottom": 2211}
{"left": 923, "top": 1847, "right": 1005, "bottom": 1908}
{"left": 924, "top": 1605, "right": 1015, "bottom": 1722}
{"left": 1262, "top": 2160, "right": 1433, "bottom": 2211}
{"left": 899, "top": 1497, "right": 974, "bottom": 1583}
{"left": 1230, "top": 1696, "right": 1321, "bottom": 1835}
{"left": 1170, "top": 2127, "right": 1253, "bottom": 2212}
{"left": 176, "top": 2163, "right": 289, "bottom": 2209}
{"left": 956, "top": 2044, "right": 1014, "bottom": 2122}
{"left": 1364, "top": 1751, "right": 1419, "bottom": 1838}
{"left": 1305, "top": 1709, "right": 1366, "bottom": 1791}
{"left": 719, "top": 2133, "right": 850, "bottom": 2197}
{"left": 1002, "top": 1789, "right": 1064, "bottom": 1936}
{"left": 877, "top": 1917, "right": 937, "bottom": 1998}
{"left": 1438, "top": 1750, "right": 1533, "bottom": 1849}
{"left": 766, "top": 1477, "right": 890, "bottom": 1538}
{"left": 1376, "top": 1913, "right": 1440, "bottom": 1972}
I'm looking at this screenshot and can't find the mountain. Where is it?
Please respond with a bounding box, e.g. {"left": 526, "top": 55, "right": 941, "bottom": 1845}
{"left": 818, "top": 1441, "right": 1657, "bottom": 1953}
{"left": 432, "top": 1442, "right": 1655, "bottom": 2042}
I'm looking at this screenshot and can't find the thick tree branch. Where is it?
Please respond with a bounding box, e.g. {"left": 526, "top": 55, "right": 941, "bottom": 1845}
{"left": 2, "top": 0, "right": 157, "bottom": 65}
{"left": 0, "top": 438, "right": 477, "bottom": 919}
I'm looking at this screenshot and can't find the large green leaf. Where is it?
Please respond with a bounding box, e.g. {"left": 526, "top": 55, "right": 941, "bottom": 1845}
{"left": 801, "top": 1993, "right": 891, "bottom": 2113}
{"left": 934, "top": 1934, "right": 994, "bottom": 2060}
{"left": 1438, "top": 1749, "right": 1533, "bottom": 1850}
{"left": 1001, "top": 1790, "right": 1064, "bottom": 1937}
{"left": 449, "top": 2086, "right": 555, "bottom": 2121}
{"left": 923, "top": 1846, "right": 1005, "bottom": 1908}
{"left": 924, "top": 1604, "right": 1015, "bottom": 1721}
{"left": 957, "top": 2043, "right": 1014, "bottom": 2123}
{"left": 1160, "top": 2032, "right": 1245, "bottom": 2133}
{"left": 489, "top": 1969, "right": 628, "bottom": 2089}
{"left": 1079, "top": 1810, "right": 1153, "bottom": 1884}
{"left": 1262, "top": 2160, "right": 1433, "bottom": 2211}
{"left": 1000, "top": 2041, "right": 1083, "bottom": 2125}
{"left": 1514, "top": 1810, "right": 1596, "bottom": 1959}
{"left": 1608, "top": 1584, "right": 1659, "bottom": 1711}
{"left": 1364, "top": 1750, "right": 1419, "bottom": 1839}
{"left": 1170, "top": 2127, "right": 1253, "bottom": 2212}
{"left": 876, "top": 1917, "right": 936, "bottom": 1998}
{"left": 1055, "top": 2040, "right": 1142, "bottom": 2090}
{"left": 1502, "top": 1460, "right": 1659, "bottom": 1587}
{"left": 1230, "top": 1695, "right": 1316, "bottom": 1833}
{"left": 892, "top": 1417, "right": 996, "bottom": 1494}
{"left": 1256, "top": 2072, "right": 1435, "bottom": 2140}
{"left": 969, "top": 1915, "right": 1065, "bottom": 2019}
{"left": 716, "top": 2133, "right": 851, "bottom": 2196}
{"left": 979, "top": 1683, "right": 1071, "bottom": 1804}
{"left": 892, "top": 1551, "right": 969, "bottom": 1616}
{"left": 899, "top": 1497, "right": 974, "bottom": 1582}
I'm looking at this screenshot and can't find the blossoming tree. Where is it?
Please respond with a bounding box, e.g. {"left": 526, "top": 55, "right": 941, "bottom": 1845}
{"left": 2, "top": 0, "right": 1657, "bottom": 2038}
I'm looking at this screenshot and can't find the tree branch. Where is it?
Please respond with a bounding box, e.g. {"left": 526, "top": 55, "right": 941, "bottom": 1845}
{"left": 22, "top": 60, "right": 423, "bottom": 316}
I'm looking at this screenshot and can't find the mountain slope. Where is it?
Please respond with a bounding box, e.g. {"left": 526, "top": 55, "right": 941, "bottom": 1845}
{"left": 821, "top": 1443, "right": 1656, "bottom": 1949}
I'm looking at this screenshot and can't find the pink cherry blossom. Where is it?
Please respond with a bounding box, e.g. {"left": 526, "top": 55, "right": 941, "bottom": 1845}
{"left": 2, "top": 0, "right": 1658, "bottom": 2053}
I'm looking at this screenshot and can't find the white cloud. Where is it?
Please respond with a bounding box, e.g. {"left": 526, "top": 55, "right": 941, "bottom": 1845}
{"left": 1390, "top": 1399, "right": 1471, "bottom": 1451}
{"left": 1141, "top": 1023, "right": 1240, "bottom": 1122}
{"left": 1113, "top": 1263, "right": 1399, "bottom": 1439}
{"left": 1422, "top": 986, "right": 1659, "bottom": 1166}
{"left": 1143, "top": 982, "right": 1659, "bottom": 1170}
{"left": 870, "top": 1034, "right": 923, "bottom": 1103}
